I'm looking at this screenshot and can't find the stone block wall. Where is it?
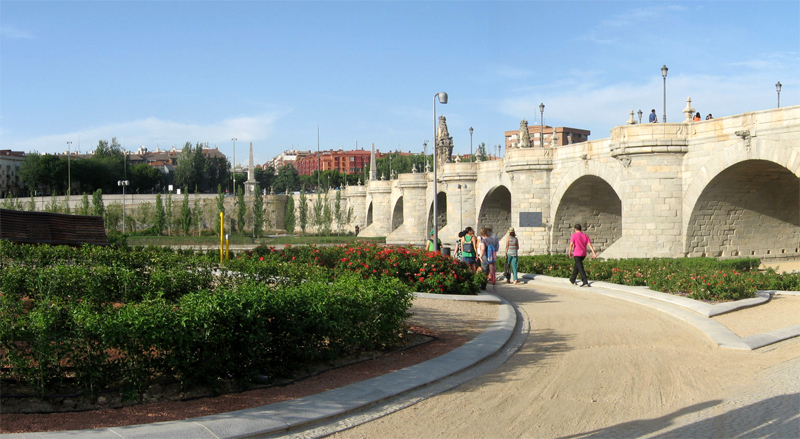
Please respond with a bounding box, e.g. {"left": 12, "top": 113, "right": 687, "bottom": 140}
{"left": 552, "top": 175, "right": 622, "bottom": 254}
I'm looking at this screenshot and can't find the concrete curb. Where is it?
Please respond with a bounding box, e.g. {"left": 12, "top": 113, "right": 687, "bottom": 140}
{"left": 7, "top": 294, "right": 515, "bottom": 439}
{"left": 521, "top": 273, "right": 800, "bottom": 350}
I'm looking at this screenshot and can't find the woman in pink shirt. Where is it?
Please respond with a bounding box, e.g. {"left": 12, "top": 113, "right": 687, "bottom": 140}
{"left": 568, "top": 224, "right": 596, "bottom": 287}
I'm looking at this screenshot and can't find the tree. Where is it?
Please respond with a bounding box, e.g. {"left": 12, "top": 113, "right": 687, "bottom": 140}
{"left": 334, "top": 190, "right": 344, "bottom": 235}
{"left": 215, "top": 184, "right": 225, "bottom": 235}
{"left": 165, "top": 193, "right": 174, "bottom": 236}
{"left": 255, "top": 166, "right": 275, "bottom": 193}
{"left": 321, "top": 191, "right": 332, "bottom": 236}
{"left": 298, "top": 186, "right": 308, "bottom": 233}
{"left": 252, "top": 185, "right": 264, "bottom": 238}
{"left": 477, "top": 142, "right": 488, "bottom": 161}
{"left": 179, "top": 191, "right": 192, "bottom": 235}
{"left": 79, "top": 192, "right": 91, "bottom": 216}
{"left": 174, "top": 142, "right": 208, "bottom": 193}
{"left": 205, "top": 156, "right": 230, "bottom": 193}
{"left": 273, "top": 164, "right": 300, "bottom": 194}
{"left": 154, "top": 193, "right": 165, "bottom": 235}
{"left": 92, "top": 189, "right": 104, "bottom": 218}
{"left": 312, "top": 193, "right": 324, "bottom": 235}
{"left": 129, "top": 163, "right": 162, "bottom": 194}
{"left": 135, "top": 202, "right": 153, "bottom": 232}
{"left": 236, "top": 186, "right": 246, "bottom": 234}
{"left": 284, "top": 194, "right": 296, "bottom": 235}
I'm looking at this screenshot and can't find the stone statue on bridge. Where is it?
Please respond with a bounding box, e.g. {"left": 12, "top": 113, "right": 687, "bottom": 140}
{"left": 436, "top": 115, "right": 454, "bottom": 167}
{"left": 519, "top": 119, "right": 532, "bottom": 148}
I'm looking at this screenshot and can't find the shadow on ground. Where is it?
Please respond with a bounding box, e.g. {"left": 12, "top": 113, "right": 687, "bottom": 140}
{"left": 558, "top": 393, "right": 800, "bottom": 438}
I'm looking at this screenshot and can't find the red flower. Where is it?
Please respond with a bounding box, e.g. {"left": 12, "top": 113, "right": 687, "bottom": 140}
{"left": 260, "top": 256, "right": 264, "bottom": 261}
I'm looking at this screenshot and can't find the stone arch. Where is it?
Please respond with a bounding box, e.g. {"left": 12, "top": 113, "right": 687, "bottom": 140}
{"left": 366, "top": 202, "right": 373, "bottom": 227}
{"left": 478, "top": 186, "right": 511, "bottom": 240}
{"left": 682, "top": 140, "right": 800, "bottom": 241}
{"left": 552, "top": 176, "right": 622, "bottom": 253}
{"left": 550, "top": 160, "right": 624, "bottom": 224}
{"left": 391, "top": 197, "right": 404, "bottom": 231}
{"left": 426, "top": 192, "right": 447, "bottom": 233}
{"left": 684, "top": 159, "right": 800, "bottom": 258}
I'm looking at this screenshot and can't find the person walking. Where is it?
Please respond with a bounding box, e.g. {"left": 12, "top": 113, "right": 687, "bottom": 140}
{"left": 427, "top": 230, "right": 441, "bottom": 252}
{"left": 649, "top": 109, "right": 658, "bottom": 123}
{"left": 478, "top": 227, "right": 497, "bottom": 286}
{"left": 505, "top": 228, "right": 520, "bottom": 284}
{"left": 568, "top": 223, "right": 596, "bottom": 287}
{"left": 460, "top": 227, "right": 478, "bottom": 273}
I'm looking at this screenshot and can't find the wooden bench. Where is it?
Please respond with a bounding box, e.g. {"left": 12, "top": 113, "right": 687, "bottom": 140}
{"left": 0, "top": 209, "right": 109, "bottom": 246}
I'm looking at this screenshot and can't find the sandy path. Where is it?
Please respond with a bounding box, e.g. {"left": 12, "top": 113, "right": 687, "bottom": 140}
{"left": 333, "top": 282, "right": 800, "bottom": 439}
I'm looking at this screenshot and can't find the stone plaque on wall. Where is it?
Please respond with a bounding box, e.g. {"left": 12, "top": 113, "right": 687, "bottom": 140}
{"left": 519, "top": 212, "right": 542, "bottom": 228}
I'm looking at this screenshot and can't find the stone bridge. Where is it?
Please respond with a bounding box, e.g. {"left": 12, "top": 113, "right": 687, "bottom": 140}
{"left": 350, "top": 105, "right": 800, "bottom": 260}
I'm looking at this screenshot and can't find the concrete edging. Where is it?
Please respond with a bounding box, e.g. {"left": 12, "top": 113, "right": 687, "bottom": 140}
{"left": 8, "top": 293, "right": 515, "bottom": 439}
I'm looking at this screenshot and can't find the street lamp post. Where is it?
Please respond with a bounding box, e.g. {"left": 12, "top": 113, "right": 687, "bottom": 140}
{"left": 638, "top": 109, "right": 643, "bottom": 124}
{"left": 776, "top": 81, "right": 782, "bottom": 108}
{"left": 469, "top": 127, "right": 473, "bottom": 162}
{"left": 117, "top": 180, "right": 129, "bottom": 233}
{"left": 66, "top": 141, "right": 72, "bottom": 195}
{"left": 539, "top": 103, "right": 545, "bottom": 148}
{"left": 661, "top": 65, "right": 669, "bottom": 123}
{"left": 433, "top": 92, "right": 448, "bottom": 253}
{"left": 231, "top": 138, "right": 237, "bottom": 194}
{"left": 457, "top": 184, "right": 463, "bottom": 232}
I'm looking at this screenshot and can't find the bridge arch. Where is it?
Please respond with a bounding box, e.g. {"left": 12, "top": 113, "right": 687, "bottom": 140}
{"left": 552, "top": 175, "right": 622, "bottom": 253}
{"left": 366, "top": 201, "right": 373, "bottom": 227}
{"left": 426, "top": 192, "right": 448, "bottom": 233}
{"left": 684, "top": 158, "right": 800, "bottom": 258}
{"left": 391, "top": 197, "right": 404, "bottom": 231}
{"left": 478, "top": 185, "right": 511, "bottom": 239}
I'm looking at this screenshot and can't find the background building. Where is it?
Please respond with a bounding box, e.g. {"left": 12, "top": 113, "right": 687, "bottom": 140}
{"left": 295, "top": 149, "right": 377, "bottom": 176}
{"left": 505, "top": 126, "right": 591, "bottom": 148}
{"left": 0, "top": 150, "right": 26, "bottom": 198}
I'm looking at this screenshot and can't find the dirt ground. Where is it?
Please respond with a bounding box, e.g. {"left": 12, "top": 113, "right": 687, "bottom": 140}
{"left": 333, "top": 282, "right": 800, "bottom": 439}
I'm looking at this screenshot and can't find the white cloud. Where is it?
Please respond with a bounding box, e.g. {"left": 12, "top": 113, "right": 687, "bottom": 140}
{"left": 0, "top": 25, "right": 35, "bottom": 40}
{"left": 7, "top": 112, "right": 288, "bottom": 160}
{"left": 497, "top": 70, "right": 791, "bottom": 139}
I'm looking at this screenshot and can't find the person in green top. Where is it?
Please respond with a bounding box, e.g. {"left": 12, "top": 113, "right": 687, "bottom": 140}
{"left": 460, "top": 227, "right": 478, "bottom": 274}
{"left": 427, "top": 230, "right": 441, "bottom": 252}
{"left": 505, "top": 227, "right": 520, "bottom": 284}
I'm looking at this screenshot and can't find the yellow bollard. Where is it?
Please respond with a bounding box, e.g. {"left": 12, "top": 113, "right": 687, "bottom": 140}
{"left": 225, "top": 236, "right": 230, "bottom": 260}
{"left": 219, "top": 212, "right": 224, "bottom": 264}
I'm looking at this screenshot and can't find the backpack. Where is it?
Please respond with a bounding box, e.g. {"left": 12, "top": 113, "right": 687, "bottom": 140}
{"left": 486, "top": 241, "right": 496, "bottom": 263}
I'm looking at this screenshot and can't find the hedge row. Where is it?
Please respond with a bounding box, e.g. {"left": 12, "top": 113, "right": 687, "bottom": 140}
{"left": 497, "top": 255, "right": 799, "bottom": 301}
{"left": 0, "top": 243, "right": 413, "bottom": 400}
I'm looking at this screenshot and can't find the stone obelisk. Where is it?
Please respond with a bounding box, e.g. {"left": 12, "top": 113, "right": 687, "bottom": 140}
{"left": 244, "top": 142, "right": 257, "bottom": 196}
{"left": 369, "top": 143, "right": 377, "bottom": 181}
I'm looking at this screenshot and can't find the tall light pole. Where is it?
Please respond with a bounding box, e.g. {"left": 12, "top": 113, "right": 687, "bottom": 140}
{"left": 539, "top": 103, "right": 545, "bottom": 148}
{"left": 457, "top": 184, "right": 463, "bottom": 232}
{"left": 469, "top": 127, "right": 473, "bottom": 162}
{"left": 433, "top": 91, "right": 448, "bottom": 252}
{"left": 118, "top": 180, "right": 129, "bottom": 232}
{"left": 66, "top": 141, "right": 72, "bottom": 195}
{"left": 231, "top": 138, "right": 237, "bottom": 194}
{"left": 776, "top": 81, "right": 782, "bottom": 108}
{"left": 661, "top": 65, "right": 669, "bottom": 123}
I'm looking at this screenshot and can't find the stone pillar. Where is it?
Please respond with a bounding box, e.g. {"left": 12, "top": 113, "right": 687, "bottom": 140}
{"left": 359, "top": 180, "right": 393, "bottom": 237}
{"left": 386, "top": 172, "right": 430, "bottom": 245}
{"left": 505, "top": 148, "right": 553, "bottom": 256}
{"left": 438, "top": 162, "right": 478, "bottom": 246}
{"left": 604, "top": 125, "right": 687, "bottom": 258}
{"left": 342, "top": 185, "right": 366, "bottom": 233}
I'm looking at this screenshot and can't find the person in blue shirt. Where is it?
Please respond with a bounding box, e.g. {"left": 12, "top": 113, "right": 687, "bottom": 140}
{"left": 649, "top": 109, "right": 658, "bottom": 123}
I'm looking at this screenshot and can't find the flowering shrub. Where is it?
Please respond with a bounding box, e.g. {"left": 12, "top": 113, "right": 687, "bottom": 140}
{"left": 516, "top": 255, "right": 795, "bottom": 302}
{"left": 246, "top": 242, "right": 482, "bottom": 295}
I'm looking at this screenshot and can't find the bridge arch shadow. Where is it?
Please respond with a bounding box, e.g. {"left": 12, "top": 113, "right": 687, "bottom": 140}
{"left": 685, "top": 159, "right": 800, "bottom": 258}
{"left": 391, "top": 196, "right": 403, "bottom": 232}
{"left": 478, "top": 185, "right": 511, "bottom": 239}
{"left": 426, "top": 191, "right": 447, "bottom": 233}
{"left": 552, "top": 175, "right": 621, "bottom": 253}
{"left": 366, "top": 201, "right": 373, "bottom": 227}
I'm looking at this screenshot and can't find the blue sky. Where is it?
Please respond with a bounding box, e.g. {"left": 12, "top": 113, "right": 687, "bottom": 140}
{"left": 1, "top": 1, "right": 798, "bottom": 166}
